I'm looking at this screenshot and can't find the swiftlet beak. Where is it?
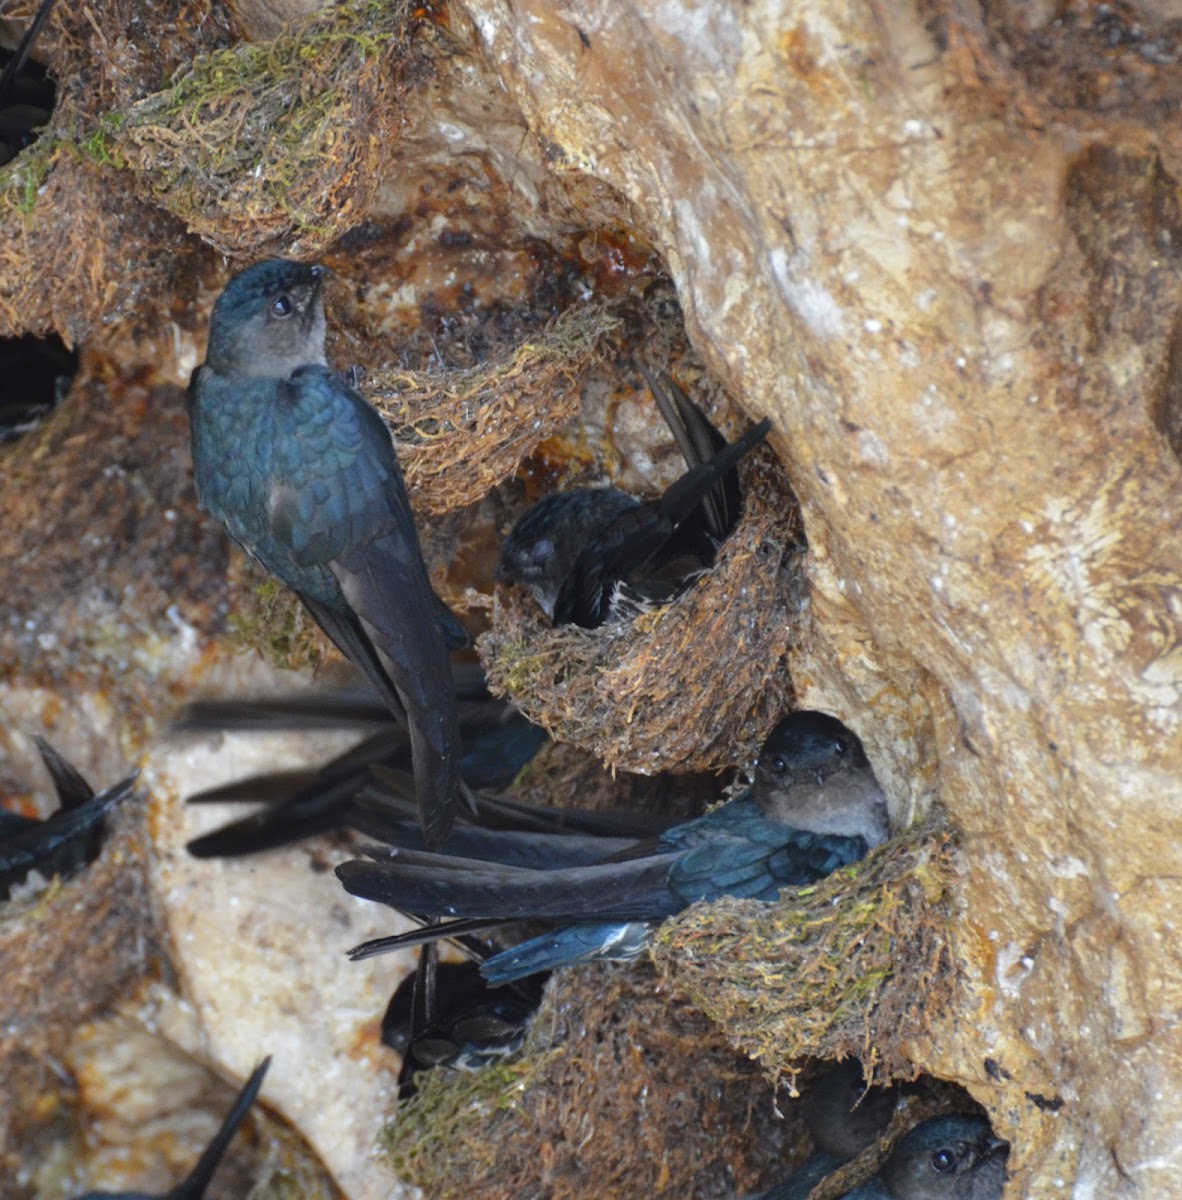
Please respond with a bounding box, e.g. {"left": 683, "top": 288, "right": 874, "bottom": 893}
{"left": 982, "top": 1135, "right": 1011, "bottom": 1159}
{"left": 307, "top": 262, "right": 330, "bottom": 285}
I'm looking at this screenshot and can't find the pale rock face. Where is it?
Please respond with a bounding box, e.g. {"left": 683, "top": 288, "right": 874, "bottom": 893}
{"left": 144, "top": 721, "right": 416, "bottom": 1200}
{"left": 436, "top": 0, "right": 1182, "bottom": 1194}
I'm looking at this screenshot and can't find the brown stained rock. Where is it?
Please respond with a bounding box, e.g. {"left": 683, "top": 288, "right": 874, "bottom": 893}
{"left": 450, "top": 0, "right": 1182, "bottom": 1192}
{"left": 0, "top": 810, "right": 157, "bottom": 1187}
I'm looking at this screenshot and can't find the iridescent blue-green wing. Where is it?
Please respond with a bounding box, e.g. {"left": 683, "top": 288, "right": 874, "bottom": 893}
{"left": 267, "top": 367, "right": 463, "bottom": 847}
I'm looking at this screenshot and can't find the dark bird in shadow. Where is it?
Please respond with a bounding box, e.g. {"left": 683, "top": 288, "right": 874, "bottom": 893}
{"left": 383, "top": 940, "right": 546, "bottom": 1100}
{"left": 0, "top": 0, "right": 57, "bottom": 164}
{"left": 188, "top": 259, "right": 468, "bottom": 846}
{"left": 745, "top": 1059, "right": 899, "bottom": 1200}
{"left": 752, "top": 1112, "right": 1008, "bottom": 1200}
{"left": 497, "top": 366, "right": 771, "bottom": 628}
{"left": 77, "top": 1057, "right": 271, "bottom": 1200}
{"left": 0, "top": 741, "right": 134, "bottom": 900}
{"left": 337, "top": 710, "right": 888, "bottom": 983}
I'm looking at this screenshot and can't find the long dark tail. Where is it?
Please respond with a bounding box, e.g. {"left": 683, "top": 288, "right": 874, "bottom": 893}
{"left": 336, "top": 845, "right": 682, "bottom": 923}
{"left": 0, "top": 773, "right": 135, "bottom": 893}
{"left": 640, "top": 364, "right": 735, "bottom": 538}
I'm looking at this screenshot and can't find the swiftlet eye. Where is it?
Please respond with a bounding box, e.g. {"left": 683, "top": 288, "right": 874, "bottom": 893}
{"left": 770, "top": 754, "right": 788, "bottom": 775}
{"left": 271, "top": 294, "right": 294, "bottom": 318}
{"left": 832, "top": 739, "right": 847, "bottom": 756}
{"left": 931, "top": 1148, "right": 957, "bottom": 1173}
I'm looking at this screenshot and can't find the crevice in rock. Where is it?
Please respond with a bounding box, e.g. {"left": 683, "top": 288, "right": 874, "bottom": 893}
{"left": 0, "top": 333, "right": 76, "bottom": 444}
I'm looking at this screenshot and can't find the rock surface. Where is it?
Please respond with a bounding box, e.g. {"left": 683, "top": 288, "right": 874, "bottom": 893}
{"left": 443, "top": 0, "right": 1182, "bottom": 1193}
{"left": 3, "top": 0, "right": 1181, "bottom": 1195}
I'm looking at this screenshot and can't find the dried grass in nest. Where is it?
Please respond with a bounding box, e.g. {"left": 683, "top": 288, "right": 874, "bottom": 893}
{"left": 385, "top": 966, "right": 801, "bottom": 1200}
{"left": 370, "top": 305, "right": 621, "bottom": 515}
{"left": 0, "top": 145, "right": 207, "bottom": 341}
{"left": 648, "top": 825, "right": 957, "bottom": 1085}
{"left": 478, "top": 460, "right": 805, "bottom": 775}
{"left": 119, "top": 0, "right": 425, "bottom": 257}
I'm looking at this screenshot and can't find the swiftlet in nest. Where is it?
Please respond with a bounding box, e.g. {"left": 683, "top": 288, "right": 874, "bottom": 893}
{"left": 496, "top": 365, "right": 771, "bottom": 629}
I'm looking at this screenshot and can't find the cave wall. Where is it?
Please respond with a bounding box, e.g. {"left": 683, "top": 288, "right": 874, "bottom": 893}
{"left": 439, "top": 1, "right": 1182, "bottom": 1193}
{"left": 2, "top": 0, "right": 1182, "bottom": 1195}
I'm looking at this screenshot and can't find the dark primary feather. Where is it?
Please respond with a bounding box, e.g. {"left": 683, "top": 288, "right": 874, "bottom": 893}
{"left": 181, "top": 687, "right": 550, "bottom": 859}
{"left": 77, "top": 1058, "right": 271, "bottom": 1200}
{"left": 32, "top": 737, "right": 96, "bottom": 808}
{"left": 179, "top": 681, "right": 670, "bottom": 860}
{"left": 639, "top": 363, "right": 732, "bottom": 537}
{"left": 173, "top": 687, "right": 391, "bottom": 736}
{"left": 498, "top": 371, "right": 770, "bottom": 628}
{"left": 189, "top": 259, "right": 466, "bottom": 846}
{"left": 336, "top": 792, "right": 867, "bottom": 979}
{"left": 0, "top": 0, "right": 59, "bottom": 111}
{"left": 0, "top": 770, "right": 135, "bottom": 899}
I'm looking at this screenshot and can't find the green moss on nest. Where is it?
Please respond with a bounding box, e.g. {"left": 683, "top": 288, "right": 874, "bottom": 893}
{"left": 370, "top": 303, "right": 623, "bottom": 514}
{"left": 118, "top": 0, "right": 424, "bottom": 255}
{"left": 480, "top": 469, "right": 804, "bottom": 776}
{"left": 227, "top": 576, "right": 330, "bottom": 673}
{"left": 649, "top": 826, "right": 957, "bottom": 1083}
{"left": 385, "top": 1050, "right": 562, "bottom": 1190}
{"left": 0, "top": 136, "right": 61, "bottom": 217}
{"left": 383, "top": 967, "right": 798, "bottom": 1200}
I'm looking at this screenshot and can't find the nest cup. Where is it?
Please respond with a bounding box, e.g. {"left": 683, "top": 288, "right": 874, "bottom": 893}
{"left": 479, "top": 455, "right": 806, "bottom": 776}
{"left": 121, "top": 0, "right": 424, "bottom": 256}
{"left": 370, "top": 305, "right": 622, "bottom": 515}
{"left": 385, "top": 966, "right": 800, "bottom": 1200}
{"left": 649, "top": 825, "right": 957, "bottom": 1083}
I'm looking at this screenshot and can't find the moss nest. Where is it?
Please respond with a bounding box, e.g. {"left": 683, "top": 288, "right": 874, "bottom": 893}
{"left": 371, "top": 304, "right": 623, "bottom": 515}
{"left": 385, "top": 965, "right": 802, "bottom": 1200}
{"left": 224, "top": 561, "right": 336, "bottom": 674}
{"left": 478, "top": 459, "right": 805, "bottom": 775}
{"left": 649, "top": 825, "right": 957, "bottom": 1084}
{"left": 0, "top": 808, "right": 156, "bottom": 1178}
{"left": 0, "top": 147, "right": 210, "bottom": 342}
{"left": 120, "top": 0, "right": 429, "bottom": 256}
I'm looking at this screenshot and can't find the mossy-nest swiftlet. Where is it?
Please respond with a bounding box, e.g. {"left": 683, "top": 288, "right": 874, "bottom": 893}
{"left": 479, "top": 458, "right": 805, "bottom": 776}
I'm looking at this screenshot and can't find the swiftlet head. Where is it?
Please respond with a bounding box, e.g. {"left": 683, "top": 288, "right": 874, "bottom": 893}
{"left": 755, "top": 710, "right": 870, "bottom": 793}
{"left": 204, "top": 259, "right": 330, "bottom": 380}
